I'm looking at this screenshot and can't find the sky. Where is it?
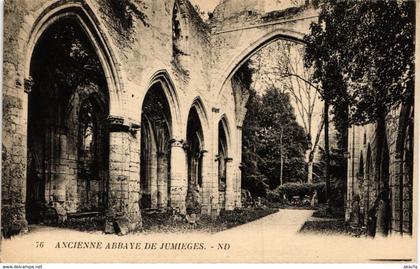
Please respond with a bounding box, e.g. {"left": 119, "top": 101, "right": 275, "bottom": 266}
{"left": 189, "top": 0, "right": 322, "bottom": 140}
{"left": 190, "top": 0, "right": 306, "bottom": 15}
{"left": 189, "top": 0, "right": 221, "bottom": 14}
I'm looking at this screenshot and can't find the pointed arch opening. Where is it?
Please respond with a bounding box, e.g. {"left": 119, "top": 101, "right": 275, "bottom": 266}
{"left": 172, "top": 0, "right": 190, "bottom": 73}
{"left": 140, "top": 82, "right": 172, "bottom": 209}
{"left": 26, "top": 16, "right": 110, "bottom": 223}
{"left": 185, "top": 106, "right": 205, "bottom": 214}
{"left": 218, "top": 116, "right": 231, "bottom": 209}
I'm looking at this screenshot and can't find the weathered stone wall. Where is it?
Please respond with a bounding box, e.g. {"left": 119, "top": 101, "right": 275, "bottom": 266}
{"left": 346, "top": 102, "right": 414, "bottom": 235}
{"left": 2, "top": 0, "right": 321, "bottom": 235}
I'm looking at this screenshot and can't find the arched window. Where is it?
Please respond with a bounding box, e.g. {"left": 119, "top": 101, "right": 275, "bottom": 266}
{"left": 77, "top": 98, "right": 101, "bottom": 211}
{"left": 80, "top": 101, "right": 95, "bottom": 154}
{"left": 172, "top": 2, "right": 186, "bottom": 54}
{"left": 172, "top": 1, "right": 190, "bottom": 73}
{"left": 79, "top": 99, "right": 97, "bottom": 177}
{"left": 218, "top": 120, "right": 228, "bottom": 191}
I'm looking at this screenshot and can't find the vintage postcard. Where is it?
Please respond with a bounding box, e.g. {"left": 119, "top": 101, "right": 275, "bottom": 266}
{"left": 1, "top": 0, "right": 418, "bottom": 263}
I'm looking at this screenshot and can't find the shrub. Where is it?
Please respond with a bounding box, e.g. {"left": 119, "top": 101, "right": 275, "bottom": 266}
{"left": 276, "top": 182, "right": 325, "bottom": 199}
{"left": 266, "top": 189, "right": 283, "bottom": 203}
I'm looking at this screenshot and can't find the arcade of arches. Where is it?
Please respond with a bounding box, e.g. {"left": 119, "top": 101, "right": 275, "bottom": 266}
{"left": 2, "top": 0, "right": 413, "bottom": 235}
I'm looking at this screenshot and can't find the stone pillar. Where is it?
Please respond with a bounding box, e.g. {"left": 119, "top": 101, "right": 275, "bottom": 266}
{"left": 200, "top": 150, "right": 213, "bottom": 214}
{"left": 169, "top": 139, "right": 187, "bottom": 214}
{"left": 235, "top": 126, "right": 243, "bottom": 208}
{"left": 157, "top": 153, "right": 168, "bottom": 208}
{"left": 55, "top": 132, "right": 68, "bottom": 203}
{"left": 211, "top": 152, "right": 220, "bottom": 216}
{"left": 52, "top": 132, "right": 68, "bottom": 222}
{"left": 1, "top": 76, "right": 33, "bottom": 235}
{"left": 106, "top": 116, "right": 141, "bottom": 234}
{"left": 225, "top": 157, "right": 235, "bottom": 210}
{"left": 150, "top": 142, "right": 158, "bottom": 208}
{"left": 128, "top": 121, "right": 141, "bottom": 227}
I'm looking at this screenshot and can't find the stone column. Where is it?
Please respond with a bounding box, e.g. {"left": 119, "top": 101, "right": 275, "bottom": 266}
{"left": 157, "top": 153, "right": 168, "bottom": 208}
{"left": 169, "top": 139, "right": 187, "bottom": 214}
{"left": 128, "top": 120, "right": 141, "bottom": 227}
{"left": 235, "top": 126, "right": 243, "bottom": 208}
{"left": 106, "top": 116, "right": 141, "bottom": 234}
{"left": 2, "top": 77, "right": 34, "bottom": 235}
{"left": 55, "top": 132, "right": 68, "bottom": 203}
{"left": 149, "top": 143, "right": 158, "bottom": 208}
{"left": 225, "top": 157, "right": 235, "bottom": 210}
{"left": 200, "top": 150, "right": 212, "bottom": 214}
{"left": 52, "top": 132, "right": 68, "bottom": 222}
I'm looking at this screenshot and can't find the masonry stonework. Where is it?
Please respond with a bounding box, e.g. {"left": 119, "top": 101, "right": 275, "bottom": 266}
{"left": 5, "top": 0, "right": 411, "bottom": 237}
{"left": 1, "top": 0, "right": 319, "bottom": 235}
{"left": 346, "top": 99, "right": 414, "bottom": 235}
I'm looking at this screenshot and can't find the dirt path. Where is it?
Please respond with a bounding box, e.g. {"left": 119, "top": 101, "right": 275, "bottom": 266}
{"left": 1, "top": 209, "right": 415, "bottom": 263}
{"left": 217, "top": 209, "right": 314, "bottom": 236}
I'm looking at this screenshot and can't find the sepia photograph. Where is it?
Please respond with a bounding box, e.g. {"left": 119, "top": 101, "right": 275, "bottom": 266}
{"left": 0, "top": 0, "right": 417, "bottom": 264}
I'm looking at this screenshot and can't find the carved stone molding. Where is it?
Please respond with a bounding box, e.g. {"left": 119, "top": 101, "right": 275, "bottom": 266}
{"left": 24, "top": 77, "right": 34, "bottom": 94}
{"left": 225, "top": 157, "right": 233, "bottom": 162}
{"left": 108, "top": 116, "right": 129, "bottom": 133}
{"left": 169, "top": 138, "right": 187, "bottom": 149}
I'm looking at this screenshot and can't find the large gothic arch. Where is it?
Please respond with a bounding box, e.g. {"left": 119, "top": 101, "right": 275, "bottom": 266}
{"left": 144, "top": 70, "right": 183, "bottom": 139}
{"left": 215, "top": 31, "right": 306, "bottom": 103}
{"left": 22, "top": 2, "right": 121, "bottom": 225}
{"left": 23, "top": 0, "right": 124, "bottom": 116}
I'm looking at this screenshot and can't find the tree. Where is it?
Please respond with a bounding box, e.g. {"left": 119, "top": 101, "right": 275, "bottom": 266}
{"left": 242, "top": 85, "right": 309, "bottom": 192}
{"left": 304, "top": 0, "right": 415, "bottom": 235}
{"left": 249, "top": 41, "right": 324, "bottom": 184}
{"left": 241, "top": 88, "right": 269, "bottom": 197}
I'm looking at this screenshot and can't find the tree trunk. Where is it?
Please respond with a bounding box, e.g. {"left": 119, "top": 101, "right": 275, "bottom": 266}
{"left": 280, "top": 127, "right": 283, "bottom": 186}
{"left": 324, "top": 99, "right": 330, "bottom": 206}
{"left": 308, "top": 112, "right": 325, "bottom": 183}
{"left": 307, "top": 160, "right": 313, "bottom": 183}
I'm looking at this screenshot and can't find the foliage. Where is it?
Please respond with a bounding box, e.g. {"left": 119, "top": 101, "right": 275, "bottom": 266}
{"left": 265, "top": 190, "right": 283, "bottom": 204}
{"left": 276, "top": 182, "right": 325, "bottom": 198}
{"left": 32, "top": 21, "right": 106, "bottom": 91}
{"left": 140, "top": 207, "right": 278, "bottom": 233}
{"left": 316, "top": 146, "right": 347, "bottom": 208}
{"left": 300, "top": 219, "right": 364, "bottom": 237}
{"left": 304, "top": 0, "right": 415, "bottom": 126}
{"left": 304, "top": 0, "right": 415, "bottom": 234}
{"left": 249, "top": 39, "right": 324, "bottom": 184}
{"left": 312, "top": 206, "right": 345, "bottom": 219}
{"left": 242, "top": 79, "right": 309, "bottom": 192}
{"left": 218, "top": 208, "right": 278, "bottom": 228}
{"left": 101, "top": 0, "right": 149, "bottom": 45}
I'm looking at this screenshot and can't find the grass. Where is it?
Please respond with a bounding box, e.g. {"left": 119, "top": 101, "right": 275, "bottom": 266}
{"left": 55, "top": 215, "right": 106, "bottom": 232}
{"left": 44, "top": 207, "right": 279, "bottom": 234}
{"left": 299, "top": 207, "right": 365, "bottom": 237}
{"left": 312, "top": 206, "right": 345, "bottom": 219}
{"left": 140, "top": 207, "right": 279, "bottom": 234}
{"left": 299, "top": 220, "right": 364, "bottom": 236}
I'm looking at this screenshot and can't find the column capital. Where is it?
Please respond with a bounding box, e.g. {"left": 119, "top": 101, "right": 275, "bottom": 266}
{"left": 24, "top": 76, "right": 34, "bottom": 94}
{"left": 108, "top": 117, "right": 140, "bottom": 134}
{"left": 196, "top": 149, "right": 208, "bottom": 159}
{"left": 169, "top": 138, "right": 187, "bottom": 149}
{"left": 108, "top": 115, "right": 129, "bottom": 133}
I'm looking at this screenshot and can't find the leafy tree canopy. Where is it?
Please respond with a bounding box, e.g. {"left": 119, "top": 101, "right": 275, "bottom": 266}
{"left": 304, "top": 0, "right": 415, "bottom": 125}
{"left": 242, "top": 84, "right": 309, "bottom": 192}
